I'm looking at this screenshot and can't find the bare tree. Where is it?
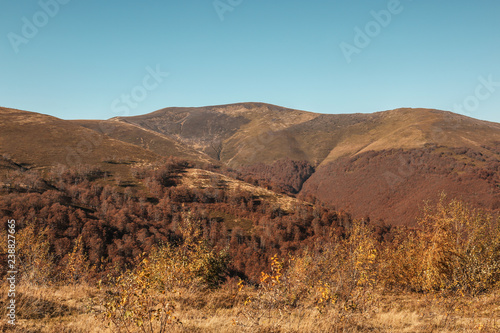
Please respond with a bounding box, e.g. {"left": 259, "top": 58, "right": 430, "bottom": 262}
{"left": 211, "top": 138, "right": 223, "bottom": 161}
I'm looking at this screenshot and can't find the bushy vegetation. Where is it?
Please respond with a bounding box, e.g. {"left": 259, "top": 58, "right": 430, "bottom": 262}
{"left": 241, "top": 158, "right": 315, "bottom": 194}
{"left": 380, "top": 195, "right": 500, "bottom": 294}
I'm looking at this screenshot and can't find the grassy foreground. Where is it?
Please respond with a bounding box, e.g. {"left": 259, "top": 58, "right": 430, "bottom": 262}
{"left": 1, "top": 284, "right": 499, "bottom": 332}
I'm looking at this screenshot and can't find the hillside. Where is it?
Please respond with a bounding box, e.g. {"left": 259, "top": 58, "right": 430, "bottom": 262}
{"left": 301, "top": 144, "right": 500, "bottom": 224}
{"left": 0, "top": 107, "right": 160, "bottom": 181}
{"left": 72, "top": 118, "right": 214, "bottom": 164}
{"left": 0, "top": 157, "right": 341, "bottom": 281}
{"left": 112, "top": 104, "right": 500, "bottom": 167}
{"left": 109, "top": 103, "right": 500, "bottom": 224}
{"left": 2, "top": 103, "right": 500, "bottom": 224}
{"left": 2, "top": 149, "right": 499, "bottom": 333}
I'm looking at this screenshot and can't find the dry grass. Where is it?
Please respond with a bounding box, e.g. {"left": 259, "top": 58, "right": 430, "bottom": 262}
{"left": 182, "top": 168, "right": 307, "bottom": 213}
{"left": 0, "top": 107, "right": 159, "bottom": 181}
{"left": 1, "top": 284, "right": 499, "bottom": 332}
{"left": 0, "top": 283, "right": 105, "bottom": 332}
{"left": 71, "top": 119, "right": 212, "bottom": 164}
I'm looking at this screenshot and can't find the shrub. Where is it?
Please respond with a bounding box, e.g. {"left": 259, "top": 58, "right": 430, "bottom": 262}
{"left": 95, "top": 214, "right": 230, "bottom": 331}
{"left": 380, "top": 194, "right": 500, "bottom": 294}
{"left": 12, "top": 221, "right": 55, "bottom": 286}
{"left": 96, "top": 260, "right": 179, "bottom": 333}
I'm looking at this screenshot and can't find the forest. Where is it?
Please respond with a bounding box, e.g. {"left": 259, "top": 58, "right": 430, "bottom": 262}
{"left": 0, "top": 157, "right": 350, "bottom": 282}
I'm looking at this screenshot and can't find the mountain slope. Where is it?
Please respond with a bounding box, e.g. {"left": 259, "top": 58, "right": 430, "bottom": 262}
{"left": 3, "top": 103, "right": 500, "bottom": 225}
{"left": 112, "top": 103, "right": 320, "bottom": 165}
{"left": 72, "top": 118, "right": 213, "bottom": 164}
{"left": 110, "top": 103, "right": 500, "bottom": 224}
{"left": 112, "top": 103, "right": 500, "bottom": 167}
{"left": 301, "top": 144, "right": 500, "bottom": 224}
{"left": 0, "top": 107, "right": 160, "bottom": 179}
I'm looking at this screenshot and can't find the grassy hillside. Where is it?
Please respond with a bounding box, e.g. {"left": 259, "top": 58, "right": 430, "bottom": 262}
{"left": 112, "top": 104, "right": 500, "bottom": 168}
{"left": 0, "top": 107, "right": 160, "bottom": 181}
{"left": 72, "top": 118, "right": 213, "bottom": 164}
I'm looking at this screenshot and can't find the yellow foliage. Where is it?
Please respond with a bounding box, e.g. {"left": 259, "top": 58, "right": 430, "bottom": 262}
{"left": 94, "top": 213, "right": 229, "bottom": 331}
{"left": 380, "top": 194, "right": 500, "bottom": 294}
{"left": 12, "top": 220, "right": 55, "bottom": 286}
{"left": 62, "top": 236, "right": 91, "bottom": 284}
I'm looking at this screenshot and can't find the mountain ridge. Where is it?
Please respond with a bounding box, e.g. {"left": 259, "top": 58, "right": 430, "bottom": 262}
{"left": 2, "top": 103, "right": 499, "bottom": 225}
{"left": 109, "top": 103, "right": 500, "bottom": 167}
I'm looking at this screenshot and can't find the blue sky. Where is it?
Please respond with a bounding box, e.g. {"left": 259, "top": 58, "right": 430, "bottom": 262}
{"left": 1, "top": 0, "right": 499, "bottom": 122}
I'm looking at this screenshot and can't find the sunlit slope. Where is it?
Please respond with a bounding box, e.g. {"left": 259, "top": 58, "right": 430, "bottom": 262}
{"left": 0, "top": 107, "right": 159, "bottom": 177}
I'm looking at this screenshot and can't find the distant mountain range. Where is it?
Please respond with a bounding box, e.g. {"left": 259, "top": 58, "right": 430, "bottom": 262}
{"left": 2, "top": 103, "right": 499, "bottom": 225}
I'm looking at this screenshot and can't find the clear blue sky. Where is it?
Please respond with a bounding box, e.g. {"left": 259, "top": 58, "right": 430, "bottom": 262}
{"left": 1, "top": 0, "right": 499, "bottom": 122}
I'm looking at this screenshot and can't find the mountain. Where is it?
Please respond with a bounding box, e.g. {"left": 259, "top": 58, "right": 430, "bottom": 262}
{"left": 111, "top": 103, "right": 319, "bottom": 165}
{"left": 109, "top": 103, "right": 500, "bottom": 224}
{"left": 2, "top": 103, "right": 500, "bottom": 225}
{"left": 111, "top": 103, "right": 500, "bottom": 165}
